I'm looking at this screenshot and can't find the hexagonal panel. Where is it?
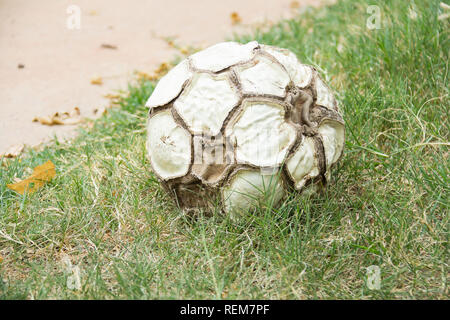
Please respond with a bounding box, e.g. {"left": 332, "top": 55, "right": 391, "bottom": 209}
{"left": 286, "top": 136, "right": 320, "bottom": 190}
{"left": 145, "top": 59, "right": 192, "bottom": 109}
{"left": 237, "top": 55, "right": 290, "bottom": 97}
{"left": 222, "top": 169, "right": 285, "bottom": 216}
{"left": 317, "top": 120, "right": 345, "bottom": 170}
{"left": 225, "top": 99, "right": 297, "bottom": 167}
{"left": 147, "top": 110, "right": 191, "bottom": 180}
{"left": 174, "top": 72, "right": 239, "bottom": 136}
{"left": 262, "top": 45, "right": 313, "bottom": 88}
{"left": 190, "top": 41, "right": 259, "bottom": 72}
{"left": 315, "top": 76, "right": 337, "bottom": 111}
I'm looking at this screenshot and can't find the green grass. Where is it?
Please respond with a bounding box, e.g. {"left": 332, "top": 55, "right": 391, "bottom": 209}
{"left": 0, "top": 0, "right": 448, "bottom": 299}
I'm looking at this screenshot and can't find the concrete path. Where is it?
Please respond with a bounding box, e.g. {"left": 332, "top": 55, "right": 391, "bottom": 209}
{"left": 0, "top": 0, "right": 324, "bottom": 154}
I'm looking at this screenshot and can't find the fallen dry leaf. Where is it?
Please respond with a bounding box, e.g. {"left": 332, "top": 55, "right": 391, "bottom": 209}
{"left": 93, "top": 106, "right": 108, "bottom": 115}
{"left": 1, "top": 144, "right": 24, "bottom": 158}
{"left": 179, "top": 46, "right": 189, "bottom": 55}
{"left": 166, "top": 39, "right": 175, "bottom": 48}
{"left": 154, "top": 62, "right": 170, "bottom": 77}
{"left": 290, "top": 1, "right": 300, "bottom": 9}
{"left": 7, "top": 160, "right": 56, "bottom": 195}
{"left": 230, "top": 12, "right": 242, "bottom": 25}
{"left": 33, "top": 107, "right": 82, "bottom": 126}
{"left": 136, "top": 71, "right": 157, "bottom": 81}
{"left": 104, "top": 93, "right": 121, "bottom": 100}
{"left": 100, "top": 43, "right": 117, "bottom": 50}
{"left": 0, "top": 254, "right": 3, "bottom": 263}
{"left": 136, "top": 62, "right": 171, "bottom": 82}
{"left": 104, "top": 93, "right": 121, "bottom": 106}
{"left": 90, "top": 76, "right": 103, "bottom": 85}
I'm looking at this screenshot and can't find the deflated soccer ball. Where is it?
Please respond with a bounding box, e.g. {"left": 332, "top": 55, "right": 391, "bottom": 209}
{"left": 146, "top": 41, "right": 344, "bottom": 216}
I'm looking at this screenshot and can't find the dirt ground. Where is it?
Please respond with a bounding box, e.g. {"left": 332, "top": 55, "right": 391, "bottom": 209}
{"left": 0, "top": 0, "right": 325, "bottom": 155}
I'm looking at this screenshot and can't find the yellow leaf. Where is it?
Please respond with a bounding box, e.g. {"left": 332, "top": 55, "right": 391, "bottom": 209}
{"left": 32, "top": 107, "right": 82, "bottom": 126}
{"left": 103, "top": 93, "right": 121, "bottom": 100}
{"left": 0, "top": 254, "right": 3, "bottom": 263}
{"left": 7, "top": 160, "right": 56, "bottom": 195}
{"left": 90, "top": 76, "right": 103, "bottom": 85}
{"left": 135, "top": 71, "right": 157, "bottom": 81}
{"left": 290, "top": 1, "right": 300, "bottom": 9}
{"left": 135, "top": 63, "right": 170, "bottom": 81}
{"left": 154, "top": 62, "right": 170, "bottom": 77}
{"left": 179, "top": 46, "right": 189, "bottom": 55}
{"left": 166, "top": 40, "right": 175, "bottom": 48}
{"left": 230, "top": 12, "right": 242, "bottom": 25}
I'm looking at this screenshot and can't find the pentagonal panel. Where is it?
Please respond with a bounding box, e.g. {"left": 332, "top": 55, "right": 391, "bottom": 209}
{"left": 317, "top": 120, "right": 345, "bottom": 170}
{"left": 174, "top": 72, "right": 239, "bottom": 136}
{"left": 225, "top": 100, "right": 296, "bottom": 167}
{"left": 315, "top": 76, "right": 336, "bottom": 111}
{"left": 147, "top": 110, "right": 191, "bottom": 180}
{"left": 286, "top": 136, "right": 320, "bottom": 190}
{"left": 145, "top": 59, "right": 192, "bottom": 109}
{"left": 262, "top": 45, "right": 313, "bottom": 88}
{"left": 222, "top": 169, "right": 285, "bottom": 216}
{"left": 237, "top": 55, "right": 290, "bottom": 97}
{"left": 190, "top": 41, "right": 259, "bottom": 72}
